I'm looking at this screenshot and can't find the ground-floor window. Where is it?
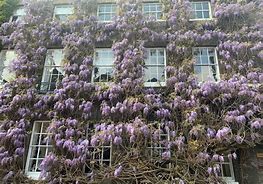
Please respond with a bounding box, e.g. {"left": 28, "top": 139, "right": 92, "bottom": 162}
{"left": 25, "top": 121, "right": 52, "bottom": 180}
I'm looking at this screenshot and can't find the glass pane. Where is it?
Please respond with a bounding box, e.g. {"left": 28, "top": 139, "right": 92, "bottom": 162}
{"left": 202, "top": 2, "right": 209, "bottom": 10}
{"left": 14, "top": 7, "right": 26, "bottom": 16}
{"left": 40, "top": 134, "right": 48, "bottom": 145}
{"left": 194, "top": 66, "right": 202, "bottom": 81}
{"left": 39, "top": 147, "right": 47, "bottom": 158}
{"left": 193, "top": 49, "right": 200, "bottom": 56}
{"left": 200, "top": 48, "right": 208, "bottom": 56}
{"left": 191, "top": 3, "right": 195, "bottom": 9}
{"left": 32, "top": 134, "right": 40, "bottom": 145}
{"left": 30, "top": 147, "right": 39, "bottom": 158}
{"left": 144, "top": 5, "right": 149, "bottom": 12}
{"left": 157, "top": 4, "right": 162, "bottom": 11}
{"left": 195, "top": 57, "right": 201, "bottom": 64}
{"left": 203, "top": 11, "right": 210, "bottom": 18}
{"left": 36, "top": 159, "right": 43, "bottom": 171}
{"left": 95, "top": 50, "right": 114, "bottom": 65}
{"left": 195, "top": 3, "right": 202, "bottom": 10}
{"left": 222, "top": 164, "right": 232, "bottom": 177}
{"left": 28, "top": 159, "right": 37, "bottom": 172}
{"left": 94, "top": 67, "right": 113, "bottom": 82}
{"left": 157, "top": 12, "right": 162, "bottom": 19}
{"left": 157, "top": 66, "right": 165, "bottom": 82}
{"left": 196, "top": 11, "right": 203, "bottom": 19}
{"left": 209, "top": 56, "right": 215, "bottom": 64}
{"left": 56, "top": 15, "right": 68, "bottom": 21}
{"left": 150, "top": 5, "right": 156, "bottom": 11}
{"left": 201, "top": 56, "right": 209, "bottom": 64}
{"left": 105, "top": 5, "right": 111, "bottom": 12}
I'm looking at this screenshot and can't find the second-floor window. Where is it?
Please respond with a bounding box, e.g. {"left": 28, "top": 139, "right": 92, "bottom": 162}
{"left": 93, "top": 49, "right": 114, "bottom": 82}
{"left": 193, "top": 47, "right": 220, "bottom": 82}
{"left": 25, "top": 121, "right": 52, "bottom": 180}
{"left": 142, "top": 3, "right": 163, "bottom": 20}
{"left": 53, "top": 5, "right": 74, "bottom": 21}
{"left": 10, "top": 7, "right": 26, "bottom": 22}
{"left": 144, "top": 48, "right": 166, "bottom": 87}
{"left": 97, "top": 4, "right": 117, "bottom": 22}
{"left": 40, "top": 49, "right": 64, "bottom": 92}
{"left": 190, "top": 1, "right": 212, "bottom": 20}
{"left": 0, "top": 50, "right": 16, "bottom": 86}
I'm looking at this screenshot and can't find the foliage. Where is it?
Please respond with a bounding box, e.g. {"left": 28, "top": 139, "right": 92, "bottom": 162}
{"left": 0, "top": 0, "right": 262, "bottom": 183}
{"left": 0, "top": 0, "right": 19, "bottom": 24}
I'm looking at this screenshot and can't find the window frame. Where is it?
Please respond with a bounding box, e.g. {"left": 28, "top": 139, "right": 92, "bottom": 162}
{"left": 192, "top": 47, "right": 220, "bottom": 82}
{"left": 92, "top": 48, "right": 115, "bottom": 84}
{"left": 219, "top": 157, "right": 237, "bottom": 183}
{"left": 144, "top": 48, "right": 167, "bottom": 87}
{"left": 53, "top": 4, "right": 74, "bottom": 21}
{"left": 9, "top": 6, "right": 26, "bottom": 22}
{"left": 189, "top": 1, "right": 213, "bottom": 21}
{"left": 97, "top": 3, "right": 117, "bottom": 23}
{"left": 0, "top": 50, "right": 17, "bottom": 86}
{"left": 83, "top": 125, "right": 113, "bottom": 174}
{"left": 40, "top": 49, "right": 65, "bottom": 93}
{"left": 147, "top": 122, "right": 171, "bottom": 168}
{"left": 25, "top": 121, "right": 52, "bottom": 180}
{"left": 142, "top": 2, "right": 164, "bottom": 21}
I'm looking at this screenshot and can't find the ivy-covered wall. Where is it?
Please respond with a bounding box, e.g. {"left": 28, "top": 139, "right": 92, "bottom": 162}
{"left": 0, "top": 0, "right": 262, "bottom": 183}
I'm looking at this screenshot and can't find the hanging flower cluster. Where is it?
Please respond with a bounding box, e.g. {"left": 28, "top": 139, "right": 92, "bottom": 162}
{"left": 0, "top": 0, "right": 262, "bottom": 183}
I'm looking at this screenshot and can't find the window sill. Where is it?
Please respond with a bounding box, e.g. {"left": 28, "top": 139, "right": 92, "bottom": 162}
{"left": 189, "top": 18, "right": 214, "bottom": 21}
{"left": 97, "top": 20, "right": 114, "bottom": 23}
{"left": 144, "top": 82, "right": 166, "bottom": 87}
{"left": 26, "top": 172, "right": 41, "bottom": 180}
{"left": 222, "top": 177, "right": 239, "bottom": 184}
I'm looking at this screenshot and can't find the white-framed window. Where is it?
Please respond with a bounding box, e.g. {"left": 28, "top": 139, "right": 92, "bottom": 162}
{"left": 0, "top": 50, "right": 16, "bottom": 86}
{"left": 142, "top": 3, "right": 163, "bottom": 20}
{"left": 147, "top": 123, "right": 170, "bottom": 168}
{"left": 144, "top": 48, "right": 166, "bottom": 87}
{"left": 219, "top": 157, "right": 237, "bottom": 183}
{"left": 25, "top": 121, "right": 52, "bottom": 180}
{"left": 53, "top": 4, "right": 74, "bottom": 21}
{"left": 84, "top": 125, "right": 112, "bottom": 173}
{"left": 97, "top": 4, "right": 117, "bottom": 22}
{"left": 193, "top": 47, "right": 220, "bottom": 82}
{"left": 40, "top": 49, "right": 64, "bottom": 92}
{"left": 148, "top": 123, "right": 170, "bottom": 157}
{"left": 190, "top": 1, "right": 212, "bottom": 20}
{"left": 10, "top": 7, "right": 26, "bottom": 22}
{"left": 93, "top": 49, "right": 114, "bottom": 83}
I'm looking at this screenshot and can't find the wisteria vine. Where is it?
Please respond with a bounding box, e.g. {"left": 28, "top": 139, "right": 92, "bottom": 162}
{"left": 0, "top": 0, "right": 262, "bottom": 183}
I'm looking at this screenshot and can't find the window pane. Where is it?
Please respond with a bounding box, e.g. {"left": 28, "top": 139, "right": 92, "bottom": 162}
{"left": 195, "top": 3, "right": 202, "bottom": 10}
{"left": 54, "top": 5, "right": 73, "bottom": 15}
{"left": 27, "top": 122, "right": 52, "bottom": 175}
{"left": 201, "top": 56, "right": 209, "bottom": 64}
{"left": 194, "top": 66, "right": 202, "bottom": 81}
{"left": 202, "top": 2, "right": 209, "bottom": 10}
{"left": 29, "top": 159, "right": 37, "bottom": 172}
{"left": 93, "top": 67, "right": 113, "bottom": 82}
{"left": 196, "top": 11, "right": 203, "bottom": 18}
{"left": 15, "top": 7, "right": 26, "bottom": 16}
{"left": 203, "top": 11, "right": 210, "bottom": 18}
{"left": 39, "top": 147, "right": 47, "bottom": 158}
{"left": 222, "top": 164, "right": 232, "bottom": 177}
